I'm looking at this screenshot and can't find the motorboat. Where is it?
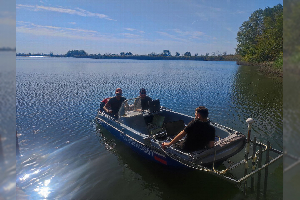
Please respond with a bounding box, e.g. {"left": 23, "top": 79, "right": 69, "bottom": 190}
{"left": 96, "top": 98, "right": 246, "bottom": 169}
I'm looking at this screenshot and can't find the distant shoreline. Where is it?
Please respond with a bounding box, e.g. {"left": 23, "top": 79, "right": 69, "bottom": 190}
{"left": 16, "top": 54, "right": 238, "bottom": 62}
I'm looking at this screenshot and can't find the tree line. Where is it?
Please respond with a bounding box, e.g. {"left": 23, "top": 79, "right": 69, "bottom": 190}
{"left": 17, "top": 49, "right": 238, "bottom": 61}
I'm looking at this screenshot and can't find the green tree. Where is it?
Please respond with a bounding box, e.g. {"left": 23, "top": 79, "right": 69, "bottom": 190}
{"left": 236, "top": 4, "right": 283, "bottom": 63}
{"left": 66, "top": 50, "right": 87, "bottom": 57}
{"left": 184, "top": 52, "right": 191, "bottom": 56}
{"left": 163, "top": 50, "right": 171, "bottom": 56}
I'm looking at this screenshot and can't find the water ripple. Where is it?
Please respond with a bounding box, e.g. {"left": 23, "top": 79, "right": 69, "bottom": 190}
{"left": 16, "top": 58, "right": 282, "bottom": 199}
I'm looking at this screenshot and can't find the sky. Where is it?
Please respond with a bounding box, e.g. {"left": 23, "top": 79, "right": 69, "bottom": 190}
{"left": 15, "top": 0, "right": 282, "bottom": 55}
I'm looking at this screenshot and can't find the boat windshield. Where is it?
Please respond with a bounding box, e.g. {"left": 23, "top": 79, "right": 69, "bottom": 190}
{"left": 118, "top": 98, "right": 143, "bottom": 117}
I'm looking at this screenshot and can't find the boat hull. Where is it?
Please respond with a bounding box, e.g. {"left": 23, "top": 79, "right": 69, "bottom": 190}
{"left": 96, "top": 108, "right": 246, "bottom": 169}
{"left": 96, "top": 114, "right": 187, "bottom": 168}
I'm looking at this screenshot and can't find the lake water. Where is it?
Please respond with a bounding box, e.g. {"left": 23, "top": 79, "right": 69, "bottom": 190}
{"left": 16, "top": 57, "right": 283, "bottom": 199}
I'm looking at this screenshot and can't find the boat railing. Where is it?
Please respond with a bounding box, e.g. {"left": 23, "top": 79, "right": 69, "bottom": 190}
{"left": 161, "top": 118, "right": 283, "bottom": 197}
{"left": 163, "top": 138, "right": 282, "bottom": 185}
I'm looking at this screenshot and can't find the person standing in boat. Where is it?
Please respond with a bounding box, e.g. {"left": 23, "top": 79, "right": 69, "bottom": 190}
{"left": 162, "top": 106, "right": 215, "bottom": 151}
{"left": 134, "top": 88, "right": 152, "bottom": 111}
{"left": 103, "top": 88, "right": 126, "bottom": 118}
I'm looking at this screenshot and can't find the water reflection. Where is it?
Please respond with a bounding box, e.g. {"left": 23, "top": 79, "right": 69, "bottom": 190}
{"left": 16, "top": 58, "right": 283, "bottom": 199}
{"left": 34, "top": 179, "right": 52, "bottom": 198}
{"left": 231, "top": 65, "right": 283, "bottom": 149}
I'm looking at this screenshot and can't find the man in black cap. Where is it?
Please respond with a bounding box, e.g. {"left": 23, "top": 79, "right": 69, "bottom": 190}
{"left": 103, "top": 88, "right": 126, "bottom": 118}
{"left": 134, "top": 88, "right": 152, "bottom": 111}
{"left": 162, "top": 106, "right": 215, "bottom": 151}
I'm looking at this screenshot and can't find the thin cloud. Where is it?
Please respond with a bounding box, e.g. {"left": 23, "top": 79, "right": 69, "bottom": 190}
{"left": 17, "top": 21, "right": 151, "bottom": 45}
{"left": 16, "top": 4, "right": 116, "bottom": 21}
{"left": 156, "top": 31, "right": 183, "bottom": 41}
{"left": 16, "top": 21, "right": 188, "bottom": 49}
{"left": 225, "top": 27, "right": 235, "bottom": 34}
{"left": 125, "top": 28, "right": 145, "bottom": 34}
{"left": 191, "top": 20, "right": 198, "bottom": 25}
{"left": 121, "top": 33, "right": 142, "bottom": 38}
{"left": 39, "top": 0, "right": 49, "bottom": 4}
{"left": 194, "top": 3, "right": 222, "bottom": 12}
{"left": 17, "top": 21, "right": 218, "bottom": 53}
{"left": 173, "top": 29, "right": 204, "bottom": 39}
{"left": 236, "top": 10, "right": 246, "bottom": 14}
{"left": 193, "top": 3, "right": 224, "bottom": 21}
{"left": 17, "top": 21, "right": 104, "bottom": 40}
{"left": 157, "top": 29, "right": 206, "bottom": 42}
{"left": 125, "top": 28, "right": 135, "bottom": 31}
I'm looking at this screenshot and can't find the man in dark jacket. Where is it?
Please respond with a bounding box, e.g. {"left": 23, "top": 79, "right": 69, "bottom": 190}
{"left": 103, "top": 88, "right": 126, "bottom": 118}
{"left": 162, "top": 106, "right": 215, "bottom": 151}
{"left": 134, "top": 88, "right": 152, "bottom": 111}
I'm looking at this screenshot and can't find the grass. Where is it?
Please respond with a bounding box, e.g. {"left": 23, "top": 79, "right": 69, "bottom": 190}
{"left": 273, "top": 54, "right": 283, "bottom": 69}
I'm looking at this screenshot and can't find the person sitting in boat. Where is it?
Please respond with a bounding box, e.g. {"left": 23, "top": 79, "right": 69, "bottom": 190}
{"left": 133, "top": 88, "right": 152, "bottom": 111}
{"left": 162, "top": 106, "right": 215, "bottom": 151}
{"left": 100, "top": 97, "right": 111, "bottom": 112}
{"left": 103, "top": 88, "right": 126, "bottom": 118}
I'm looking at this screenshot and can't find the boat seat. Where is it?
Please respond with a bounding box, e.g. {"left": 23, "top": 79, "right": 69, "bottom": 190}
{"left": 121, "top": 113, "right": 149, "bottom": 134}
{"left": 191, "top": 133, "right": 246, "bottom": 159}
{"left": 152, "top": 115, "right": 165, "bottom": 127}
{"left": 148, "top": 115, "right": 165, "bottom": 135}
{"left": 164, "top": 120, "right": 185, "bottom": 136}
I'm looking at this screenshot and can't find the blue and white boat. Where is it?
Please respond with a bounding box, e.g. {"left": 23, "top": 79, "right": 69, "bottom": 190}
{"left": 95, "top": 98, "right": 246, "bottom": 169}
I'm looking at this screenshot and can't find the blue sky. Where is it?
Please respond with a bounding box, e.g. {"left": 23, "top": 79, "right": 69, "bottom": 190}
{"left": 16, "top": 0, "right": 282, "bottom": 55}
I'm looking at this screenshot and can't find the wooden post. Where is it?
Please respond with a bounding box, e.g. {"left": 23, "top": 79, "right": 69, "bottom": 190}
{"left": 244, "top": 153, "right": 248, "bottom": 195}
{"left": 251, "top": 137, "right": 257, "bottom": 192}
{"left": 263, "top": 141, "right": 270, "bottom": 198}
{"left": 257, "top": 145, "right": 263, "bottom": 200}
{"left": 244, "top": 118, "right": 254, "bottom": 195}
